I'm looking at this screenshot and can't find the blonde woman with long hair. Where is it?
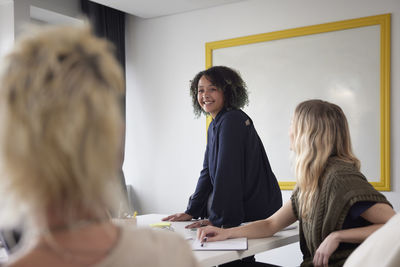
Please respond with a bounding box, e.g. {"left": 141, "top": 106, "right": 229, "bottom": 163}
{"left": 0, "top": 24, "right": 198, "bottom": 267}
{"left": 198, "top": 99, "right": 395, "bottom": 267}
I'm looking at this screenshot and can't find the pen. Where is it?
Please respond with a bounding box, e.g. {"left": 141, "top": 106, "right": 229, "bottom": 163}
{"left": 200, "top": 237, "right": 207, "bottom": 247}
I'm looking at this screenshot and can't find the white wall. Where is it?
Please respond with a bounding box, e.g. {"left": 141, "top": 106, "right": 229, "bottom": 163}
{"left": 29, "top": 0, "right": 80, "bottom": 17}
{"left": 0, "top": 0, "right": 81, "bottom": 99}
{"left": 11, "top": 0, "right": 80, "bottom": 37}
{"left": 0, "top": 1, "right": 14, "bottom": 59}
{"left": 124, "top": 0, "right": 399, "bottom": 265}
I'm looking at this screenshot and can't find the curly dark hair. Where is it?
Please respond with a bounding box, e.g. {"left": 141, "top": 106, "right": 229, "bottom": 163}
{"left": 189, "top": 66, "right": 249, "bottom": 117}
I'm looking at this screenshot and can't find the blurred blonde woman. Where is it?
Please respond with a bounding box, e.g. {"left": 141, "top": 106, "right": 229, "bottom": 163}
{"left": 0, "top": 24, "right": 198, "bottom": 267}
{"left": 198, "top": 99, "right": 395, "bottom": 267}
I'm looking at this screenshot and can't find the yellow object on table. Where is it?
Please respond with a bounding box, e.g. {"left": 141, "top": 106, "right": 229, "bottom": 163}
{"left": 149, "top": 222, "right": 171, "bottom": 228}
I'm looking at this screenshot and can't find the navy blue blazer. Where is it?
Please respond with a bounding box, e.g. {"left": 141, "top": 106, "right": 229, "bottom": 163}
{"left": 186, "top": 108, "right": 282, "bottom": 227}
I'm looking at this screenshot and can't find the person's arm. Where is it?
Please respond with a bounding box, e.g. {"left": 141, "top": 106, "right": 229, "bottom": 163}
{"left": 185, "top": 145, "right": 213, "bottom": 217}
{"left": 313, "top": 203, "right": 395, "bottom": 267}
{"left": 336, "top": 203, "right": 394, "bottom": 242}
{"left": 162, "top": 212, "right": 193, "bottom": 221}
{"left": 197, "top": 200, "right": 297, "bottom": 242}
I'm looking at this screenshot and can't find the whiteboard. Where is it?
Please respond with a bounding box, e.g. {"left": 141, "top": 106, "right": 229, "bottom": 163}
{"left": 207, "top": 14, "right": 391, "bottom": 190}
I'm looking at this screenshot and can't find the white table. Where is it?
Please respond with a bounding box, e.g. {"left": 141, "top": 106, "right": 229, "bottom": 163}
{"left": 137, "top": 214, "right": 299, "bottom": 267}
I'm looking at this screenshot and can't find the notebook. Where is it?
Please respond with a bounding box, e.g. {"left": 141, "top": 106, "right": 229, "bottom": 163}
{"left": 191, "top": 237, "right": 248, "bottom": 251}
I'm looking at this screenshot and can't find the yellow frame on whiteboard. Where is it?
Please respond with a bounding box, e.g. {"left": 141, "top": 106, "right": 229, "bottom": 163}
{"left": 204, "top": 14, "right": 391, "bottom": 191}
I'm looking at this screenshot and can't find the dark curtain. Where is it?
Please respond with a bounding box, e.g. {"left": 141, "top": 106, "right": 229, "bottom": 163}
{"left": 80, "top": 0, "right": 129, "bottom": 216}
{"left": 81, "top": 0, "right": 125, "bottom": 77}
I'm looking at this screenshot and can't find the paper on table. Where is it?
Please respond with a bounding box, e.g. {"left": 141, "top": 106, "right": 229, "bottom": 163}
{"left": 191, "top": 237, "right": 248, "bottom": 251}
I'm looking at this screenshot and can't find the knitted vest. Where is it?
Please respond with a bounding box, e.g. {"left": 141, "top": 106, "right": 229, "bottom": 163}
{"left": 291, "top": 157, "right": 391, "bottom": 267}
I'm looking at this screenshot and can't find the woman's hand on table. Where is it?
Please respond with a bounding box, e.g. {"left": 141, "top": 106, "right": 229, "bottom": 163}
{"left": 197, "top": 225, "right": 231, "bottom": 243}
{"left": 162, "top": 213, "right": 193, "bottom": 222}
{"left": 185, "top": 219, "right": 212, "bottom": 229}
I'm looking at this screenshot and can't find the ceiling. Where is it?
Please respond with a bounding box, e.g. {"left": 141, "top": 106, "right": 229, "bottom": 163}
{"left": 89, "top": 0, "right": 246, "bottom": 19}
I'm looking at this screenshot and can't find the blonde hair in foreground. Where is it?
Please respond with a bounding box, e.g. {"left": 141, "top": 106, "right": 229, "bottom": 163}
{"left": 292, "top": 99, "right": 360, "bottom": 219}
{"left": 0, "top": 24, "right": 124, "bottom": 231}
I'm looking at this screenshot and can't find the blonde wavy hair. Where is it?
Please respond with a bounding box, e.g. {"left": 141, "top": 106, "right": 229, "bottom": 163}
{"left": 292, "top": 99, "right": 360, "bottom": 219}
{"left": 0, "top": 24, "right": 124, "bottom": 231}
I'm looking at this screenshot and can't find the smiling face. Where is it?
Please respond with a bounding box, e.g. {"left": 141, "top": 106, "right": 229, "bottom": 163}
{"left": 197, "top": 75, "right": 225, "bottom": 118}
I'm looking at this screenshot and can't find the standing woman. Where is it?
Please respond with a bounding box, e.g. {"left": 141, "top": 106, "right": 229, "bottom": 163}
{"left": 164, "top": 66, "right": 282, "bottom": 229}
{"left": 198, "top": 99, "right": 395, "bottom": 267}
